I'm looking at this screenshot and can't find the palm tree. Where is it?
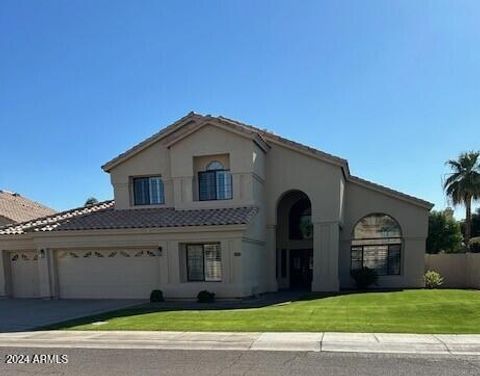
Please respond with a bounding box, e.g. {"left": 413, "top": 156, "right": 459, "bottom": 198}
{"left": 444, "top": 151, "right": 480, "bottom": 249}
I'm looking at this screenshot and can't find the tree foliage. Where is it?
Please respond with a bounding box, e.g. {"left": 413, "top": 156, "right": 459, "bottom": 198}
{"left": 84, "top": 197, "right": 99, "bottom": 206}
{"left": 443, "top": 151, "right": 480, "bottom": 249}
{"left": 426, "top": 211, "right": 463, "bottom": 254}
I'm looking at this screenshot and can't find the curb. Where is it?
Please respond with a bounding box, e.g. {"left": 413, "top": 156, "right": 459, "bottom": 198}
{"left": 0, "top": 331, "right": 479, "bottom": 356}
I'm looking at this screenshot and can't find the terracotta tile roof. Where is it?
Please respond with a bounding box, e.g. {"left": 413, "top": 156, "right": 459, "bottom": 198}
{"left": 0, "top": 190, "right": 56, "bottom": 224}
{"left": 0, "top": 200, "right": 258, "bottom": 235}
{"left": 0, "top": 200, "right": 114, "bottom": 235}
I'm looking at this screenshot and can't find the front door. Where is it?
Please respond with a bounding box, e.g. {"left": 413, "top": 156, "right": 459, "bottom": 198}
{"left": 289, "top": 249, "right": 313, "bottom": 290}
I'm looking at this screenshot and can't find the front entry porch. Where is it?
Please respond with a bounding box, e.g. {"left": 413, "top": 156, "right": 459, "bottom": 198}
{"left": 289, "top": 249, "right": 313, "bottom": 290}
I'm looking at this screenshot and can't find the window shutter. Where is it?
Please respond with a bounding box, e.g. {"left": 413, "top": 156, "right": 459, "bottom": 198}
{"left": 362, "top": 245, "right": 389, "bottom": 275}
{"left": 204, "top": 244, "right": 222, "bottom": 281}
{"left": 149, "top": 177, "right": 164, "bottom": 204}
{"left": 350, "top": 246, "right": 363, "bottom": 271}
{"left": 216, "top": 171, "right": 232, "bottom": 200}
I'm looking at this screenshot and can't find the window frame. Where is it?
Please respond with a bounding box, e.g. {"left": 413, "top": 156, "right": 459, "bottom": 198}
{"left": 350, "top": 213, "right": 402, "bottom": 276}
{"left": 198, "top": 168, "right": 232, "bottom": 201}
{"left": 132, "top": 176, "right": 165, "bottom": 206}
{"left": 350, "top": 242, "right": 402, "bottom": 276}
{"left": 186, "top": 243, "right": 222, "bottom": 282}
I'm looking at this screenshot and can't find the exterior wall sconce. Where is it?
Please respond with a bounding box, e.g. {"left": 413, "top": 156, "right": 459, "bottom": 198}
{"left": 157, "top": 246, "right": 163, "bottom": 256}
{"left": 39, "top": 249, "right": 46, "bottom": 259}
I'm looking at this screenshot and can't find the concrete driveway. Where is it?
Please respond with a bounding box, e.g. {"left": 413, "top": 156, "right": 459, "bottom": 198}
{"left": 0, "top": 299, "right": 143, "bottom": 332}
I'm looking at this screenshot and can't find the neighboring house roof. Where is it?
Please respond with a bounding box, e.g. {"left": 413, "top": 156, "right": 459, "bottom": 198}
{"left": 0, "top": 200, "right": 258, "bottom": 235}
{"left": 101, "top": 112, "right": 434, "bottom": 209}
{"left": 0, "top": 190, "right": 56, "bottom": 224}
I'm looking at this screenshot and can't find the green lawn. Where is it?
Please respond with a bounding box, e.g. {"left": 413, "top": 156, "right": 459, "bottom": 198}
{"left": 50, "top": 290, "right": 480, "bottom": 334}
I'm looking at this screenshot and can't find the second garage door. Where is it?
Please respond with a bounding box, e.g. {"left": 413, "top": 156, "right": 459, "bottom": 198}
{"left": 56, "top": 249, "right": 162, "bottom": 299}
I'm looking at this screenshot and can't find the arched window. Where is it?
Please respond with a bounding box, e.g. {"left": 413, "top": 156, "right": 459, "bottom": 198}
{"left": 351, "top": 214, "right": 402, "bottom": 276}
{"left": 199, "top": 160, "right": 232, "bottom": 200}
{"left": 289, "top": 198, "right": 312, "bottom": 239}
{"left": 206, "top": 161, "right": 224, "bottom": 171}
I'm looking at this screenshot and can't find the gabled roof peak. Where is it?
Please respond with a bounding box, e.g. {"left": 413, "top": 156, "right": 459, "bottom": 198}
{"left": 101, "top": 112, "right": 433, "bottom": 210}
{"left": 102, "top": 112, "right": 348, "bottom": 173}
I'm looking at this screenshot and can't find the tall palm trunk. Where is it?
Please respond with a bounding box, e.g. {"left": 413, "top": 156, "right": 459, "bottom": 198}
{"left": 465, "top": 195, "right": 472, "bottom": 250}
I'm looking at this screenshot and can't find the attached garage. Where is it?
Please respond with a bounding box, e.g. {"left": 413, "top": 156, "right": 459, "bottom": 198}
{"left": 10, "top": 251, "right": 40, "bottom": 298}
{"left": 1, "top": 200, "right": 258, "bottom": 300}
{"left": 56, "top": 249, "right": 162, "bottom": 299}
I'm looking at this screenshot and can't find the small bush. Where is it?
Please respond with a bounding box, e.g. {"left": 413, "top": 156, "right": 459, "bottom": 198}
{"left": 469, "top": 238, "right": 480, "bottom": 253}
{"left": 424, "top": 270, "right": 444, "bottom": 289}
{"left": 197, "top": 290, "right": 215, "bottom": 303}
{"left": 150, "top": 290, "right": 164, "bottom": 303}
{"left": 351, "top": 267, "right": 378, "bottom": 289}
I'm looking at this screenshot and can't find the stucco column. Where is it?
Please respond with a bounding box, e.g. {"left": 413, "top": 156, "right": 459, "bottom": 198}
{"left": 265, "top": 224, "right": 278, "bottom": 291}
{"left": 311, "top": 221, "right": 340, "bottom": 292}
{"left": 37, "top": 249, "right": 57, "bottom": 299}
{"left": 0, "top": 251, "right": 9, "bottom": 297}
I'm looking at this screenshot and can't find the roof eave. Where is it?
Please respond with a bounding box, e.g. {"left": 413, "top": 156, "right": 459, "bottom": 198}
{"left": 1, "top": 223, "right": 250, "bottom": 239}
{"left": 101, "top": 112, "right": 201, "bottom": 172}
{"left": 348, "top": 175, "right": 434, "bottom": 210}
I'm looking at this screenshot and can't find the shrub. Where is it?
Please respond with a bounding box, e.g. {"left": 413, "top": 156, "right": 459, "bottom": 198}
{"left": 469, "top": 237, "right": 480, "bottom": 253}
{"left": 351, "top": 267, "right": 378, "bottom": 289}
{"left": 424, "top": 270, "right": 444, "bottom": 289}
{"left": 150, "top": 289, "right": 164, "bottom": 303}
{"left": 426, "top": 211, "right": 463, "bottom": 254}
{"left": 197, "top": 290, "right": 215, "bottom": 303}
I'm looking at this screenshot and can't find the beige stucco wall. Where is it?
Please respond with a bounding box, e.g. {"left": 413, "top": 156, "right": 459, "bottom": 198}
{"left": 169, "top": 124, "right": 263, "bottom": 209}
{"left": 262, "top": 142, "right": 344, "bottom": 291}
{"left": 90, "top": 119, "right": 431, "bottom": 293}
{"left": 110, "top": 123, "right": 266, "bottom": 211}
{"left": 110, "top": 138, "right": 173, "bottom": 209}
{"left": 340, "top": 181, "right": 429, "bottom": 289}
{"left": 425, "top": 253, "right": 480, "bottom": 289}
{"left": 0, "top": 117, "right": 433, "bottom": 298}
{"left": 0, "top": 225, "right": 266, "bottom": 299}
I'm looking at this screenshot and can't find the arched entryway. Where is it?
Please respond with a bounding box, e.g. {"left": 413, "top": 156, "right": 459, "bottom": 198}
{"left": 276, "top": 190, "right": 313, "bottom": 290}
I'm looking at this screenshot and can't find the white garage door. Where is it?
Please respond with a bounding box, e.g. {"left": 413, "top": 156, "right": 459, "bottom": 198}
{"left": 10, "top": 251, "right": 40, "bottom": 298}
{"left": 56, "top": 249, "right": 162, "bottom": 299}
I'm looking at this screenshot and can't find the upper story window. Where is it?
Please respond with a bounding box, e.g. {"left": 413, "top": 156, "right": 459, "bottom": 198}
{"left": 351, "top": 214, "right": 402, "bottom": 276}
{"left": 133, "top": 176, "right": 165, "bottom": 205}
{"left": 198, "top": 161, "right": 232, "bottom": 201}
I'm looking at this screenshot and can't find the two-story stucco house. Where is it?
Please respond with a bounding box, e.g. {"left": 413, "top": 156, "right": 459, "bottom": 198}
{"left": 0, "top": 112, "right": 433, "bottom": 299}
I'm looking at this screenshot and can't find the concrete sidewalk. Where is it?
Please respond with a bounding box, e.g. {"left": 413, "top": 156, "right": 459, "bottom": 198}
{"left": 0, "top": 331, "right": 479, "bottom": 355}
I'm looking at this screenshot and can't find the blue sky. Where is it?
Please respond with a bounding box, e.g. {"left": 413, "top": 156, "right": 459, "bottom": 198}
{"left": 1, "top": 1, "right": 479, "bottom": 218}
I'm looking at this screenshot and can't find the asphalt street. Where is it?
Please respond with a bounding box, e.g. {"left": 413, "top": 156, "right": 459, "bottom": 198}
{"left": 1, "top": 348, "right": 480, "bottom": 376}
